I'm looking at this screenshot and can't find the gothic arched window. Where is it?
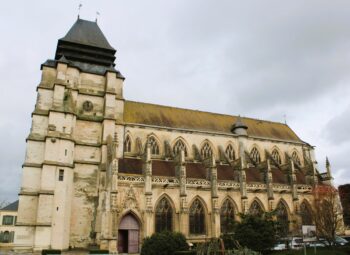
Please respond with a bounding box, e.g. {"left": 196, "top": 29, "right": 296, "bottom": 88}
{"left": 276, "top": 202, "right": 289, "bottom": 237}
{"left": 220, "top": 199, "right": 235, "bottom": 233}
{"left": 155, "top": 197, "right": 173, "bottom": 233}
{"left": 148, "top": 136, "right": 160, "bottom": 155}
{"left": 249, "top": 200, "right": 264, "bottom": 216}
{"left": 124, "top": 135, "right": 132, "bottom": 153}
{"left": 189, "top": 199, "right": 205, "bottom": 235}
{"left": 272, "top": 149, "right": 282, "bottom": 165}
{"left": 201, "top": 142, "right": 213, "bottom": 159}
{"left": 292, "top": 151, "right": 301, "bottom": 165}
{"left": 173, "top": 139, "right": 188, "bottom": 157}
{"left": 225, "top": 144, "right": 235, "bottom": 161}
{"left": 250, "top": 147, "right": 261, "bottom": 164}
{"left": 300, "top": 201, "right": 313, "bottom": 225}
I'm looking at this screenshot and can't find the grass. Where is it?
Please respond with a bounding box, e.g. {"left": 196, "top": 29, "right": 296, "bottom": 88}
{"left": 271, "top": 247, "right": 350, "bottom": 255}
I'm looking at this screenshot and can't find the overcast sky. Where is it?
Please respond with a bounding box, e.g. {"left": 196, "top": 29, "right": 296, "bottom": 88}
{"left": 1, "top": 0, "right": 350, "bottom": 202}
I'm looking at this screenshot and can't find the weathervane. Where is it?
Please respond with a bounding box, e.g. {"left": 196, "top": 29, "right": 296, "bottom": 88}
{"left": 95, "top": 11, "right": 100, "bottom": 22}
{"left": 78, "top": 3, "right": 82, "bottom": 19}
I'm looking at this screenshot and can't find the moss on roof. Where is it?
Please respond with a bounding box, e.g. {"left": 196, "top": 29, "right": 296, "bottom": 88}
{"left": 124, "top": 101, "right": 302, "bottom": 142}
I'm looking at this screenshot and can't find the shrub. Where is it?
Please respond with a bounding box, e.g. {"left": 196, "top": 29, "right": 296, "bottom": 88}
{"left": 141, "top": 231, "right": 189, "bottom": 255}
{"left": 232, "top": 214, "right": 276, "bottom": 253}
{"left": 41, "top": 250, "right": 61, "bottom": 255}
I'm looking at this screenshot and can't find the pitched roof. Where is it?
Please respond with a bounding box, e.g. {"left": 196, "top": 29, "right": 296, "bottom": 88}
{"left": 124, "top": 101, "right": 302, "bottom": 142}
{"left": 1, "top": 200, "right": 18, "bottom": 211}
{"left": 55, "top": 19, "right": 116, "bottom": 67}
{"left": 59, "top": 19, "right": 115, "bottom": 50}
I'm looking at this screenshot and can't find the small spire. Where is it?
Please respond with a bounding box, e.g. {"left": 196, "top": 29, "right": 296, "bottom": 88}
{"left": 231, "top": 115, "right": 248, "bottom": 135}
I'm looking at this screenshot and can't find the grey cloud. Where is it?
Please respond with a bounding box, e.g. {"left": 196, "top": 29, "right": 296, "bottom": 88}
{"left": 1, "top": 0, "right": 350, "bottom": 201}
{"left": 322, "top": 105, "right": 350, "bottom": 146}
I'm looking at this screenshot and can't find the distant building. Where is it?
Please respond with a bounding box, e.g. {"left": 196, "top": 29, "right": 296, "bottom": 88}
{"left": 0, "top": 200, "right": 18, "bottom": 248}
{"left": 339, "top": 184, "right": 350, "bottom": 227}
{"left": 14, "top": 18, "right": 334, "bottom": 253}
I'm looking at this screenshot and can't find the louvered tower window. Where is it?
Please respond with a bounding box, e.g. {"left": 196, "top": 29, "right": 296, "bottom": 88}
{"left": 155, "top": 197, "right": 173, "bottom": 232}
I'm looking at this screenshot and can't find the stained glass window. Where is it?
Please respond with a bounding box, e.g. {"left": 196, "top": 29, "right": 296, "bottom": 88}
{"left": 189, "top": 199, "right": 205, "bottom": 235}
{"left": 220, "top": 199, "right": 235, "bottom": 233}
{"left": 155, "top": 197, "right": 173, "bottom": 232}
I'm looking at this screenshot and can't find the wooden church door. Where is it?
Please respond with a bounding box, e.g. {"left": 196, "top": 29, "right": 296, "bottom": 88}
{"left": 118, "top": 213, "right": 140, "bottom": 253}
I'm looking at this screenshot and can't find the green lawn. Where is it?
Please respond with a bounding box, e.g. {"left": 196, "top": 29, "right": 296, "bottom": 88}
{"left": 271, "top": 247, "right": 350, "bottom": 255}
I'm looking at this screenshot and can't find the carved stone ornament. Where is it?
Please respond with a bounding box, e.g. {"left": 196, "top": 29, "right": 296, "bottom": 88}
{"left": 122, "top": 185, "right": 139, "bottom": 210}
{"left": 83, "top": 100, "right": 93, "bottom": 112}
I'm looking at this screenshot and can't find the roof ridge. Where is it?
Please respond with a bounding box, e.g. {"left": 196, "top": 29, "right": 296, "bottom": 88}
{"left": 125, "top": 100, "right": 288, "bottom": 126}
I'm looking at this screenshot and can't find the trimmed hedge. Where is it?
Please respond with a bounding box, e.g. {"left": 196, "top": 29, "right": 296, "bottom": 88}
{"left": 141, "top": 231, "right": 189, "bottom": 255}
{"left": 174, "top": 251, "right": 196, "bottom": 255}
{"left": 41, "top": 250, "right": 61, "bottom": 255}
{"left": 89, "top": 250, "right": 110, "bottom": 254}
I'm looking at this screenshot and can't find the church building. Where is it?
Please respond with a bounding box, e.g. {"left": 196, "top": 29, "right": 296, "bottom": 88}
{"left": 14, "top": 18, "right": 332, "bottom": 253}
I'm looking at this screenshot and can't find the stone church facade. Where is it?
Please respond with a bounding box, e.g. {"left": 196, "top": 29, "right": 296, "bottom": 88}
{"left": 14, "top": 19, "right": 332, "bottom": 253}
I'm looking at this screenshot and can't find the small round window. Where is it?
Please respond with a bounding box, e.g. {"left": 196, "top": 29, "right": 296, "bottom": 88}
{"left": 83, "top": 100, "right": 93, "bottom": 112}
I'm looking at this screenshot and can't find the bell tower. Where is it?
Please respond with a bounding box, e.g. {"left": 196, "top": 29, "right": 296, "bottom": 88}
{"left": 15, "top": 18, "right": 125, "bottom": 251}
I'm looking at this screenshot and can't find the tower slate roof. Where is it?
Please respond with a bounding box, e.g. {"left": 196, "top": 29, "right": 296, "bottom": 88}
{"left": 55, "top": 18, "right": 116, "bottom": 67}
{"left": 59, "top": 19, "right": 115, "bottom": 50}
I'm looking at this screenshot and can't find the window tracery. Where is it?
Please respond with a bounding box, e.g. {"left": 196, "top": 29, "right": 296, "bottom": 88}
{"left": 148, "top": 136, "right": 160, "bottom": 155}
{"left": 189, "top": 199, "right": 205, "bottom": 235}
{"left": 250, "top": 147, "right": 261, "bottom": 164}
{"left": 201, "top": 142, "right": 213, "bottom": 159}
{"left": 124, "top": 135, "right": 131, "bottom": 153}
{"left": 225, "top": 144, "right": 235, "bottom": 161}
{"left": 173, "top": 139, "right": 188, "bottom": 157}
{"left": 155, "top": 197, "right": 173, "bottom": 232}
{"left": 292, "top": 151, "right": 301, "bottom": 165}
{"left": 220, "top": 199, "right": 235, "bottom": 233}
{"left": 300, "top": 201, "right": 312, "bottom": 225}
{"left": 272, "top": 149, "right": 282, "bottom": 165}
{"left": 276, "top": 202, "right": 289, "bottom": 237}
{"left": 249, "top": 200, "right": 264, "bottom": 216}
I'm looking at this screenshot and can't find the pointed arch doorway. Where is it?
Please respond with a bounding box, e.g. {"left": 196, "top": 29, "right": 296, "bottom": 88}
{"left": 118, "top": 213, "right": 140, "bottom": 253}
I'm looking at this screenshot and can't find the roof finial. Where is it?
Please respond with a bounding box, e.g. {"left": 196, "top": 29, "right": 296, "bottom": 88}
{"left": 78, "top": 3, "right": 82, "bottom": 19}
{"left": 95, "top": 11, "right": 100, "bottom": 22}
{"left": 283, "top": 114, "right": 287, "bottom": 124}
